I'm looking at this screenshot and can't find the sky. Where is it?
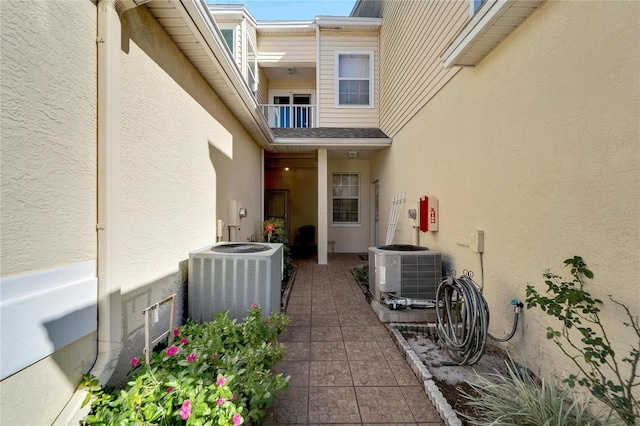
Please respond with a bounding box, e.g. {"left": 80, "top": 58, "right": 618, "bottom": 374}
{"left": 209, "top": 0, "right": 358, "bottom": 21}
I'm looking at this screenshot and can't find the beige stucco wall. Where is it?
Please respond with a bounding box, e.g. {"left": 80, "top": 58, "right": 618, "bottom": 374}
{"left": 107, "top": 7, "right": 263, "bottom": 386}
{"left": 371, "top": 0, "right": 639, "bottom": 380}
{"left": 0, "top": 2, "right": 99, "bottom": 425}
{"left": 0, "top": 1, "right": 97, "bottom": 275}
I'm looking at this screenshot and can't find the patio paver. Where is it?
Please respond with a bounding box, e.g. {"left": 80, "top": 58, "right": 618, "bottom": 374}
{"left": 265, "top": 254, "right": 445, "bottom": 425}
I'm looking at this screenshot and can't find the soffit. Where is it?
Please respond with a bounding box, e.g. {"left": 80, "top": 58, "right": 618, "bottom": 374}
{"left": 441, "top": 0, "right": 545, "bottom": 68}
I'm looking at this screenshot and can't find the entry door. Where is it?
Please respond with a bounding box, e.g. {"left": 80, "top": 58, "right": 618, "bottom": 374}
{"left": 293, "top": 94, "right": 311, "bottom": 128}
{"left": 273, "top": 96, "right": 290, "bottom": 128}
{"left": 273, "top": 94, "right": 311, "bottom": 128}
{"left": 265, "top": 189, "right": 289, "bottom": 243}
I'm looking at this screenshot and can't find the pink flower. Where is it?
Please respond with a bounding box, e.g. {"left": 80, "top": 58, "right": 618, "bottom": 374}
{"left": 265, "top": 223, "right": 275, "bottom": 232}
{"left": 166, "top": 345, "right": 178, "bottom": 356}
{"left": 251, "top": 302, "right": 258, "bottom": 308}
{"left": 167, "top": 386, "right": 173, "bottom": 393}
{"left": 180, "top": 337, "right": 188, "bottom": 345}
{"left": 179, "top": 400, "right": 191, "bottom": 420}
{"left": 216, "top": 376, "right": 226, "bottom": 387}
{"left": 217, "top": 398, "right": 225, "bottom": 406}
{"left": 173, "top": 328, "right": 180, "bottom": 337}
{"left": 211, "top": 353, "right": 218, "bottom": 359}
{"left": 264, "top": 320, "right": 269, "bottom": 325}
{"left": 130, "top": 357, "right": 139, "bottom": 368}
{"left": 233, "top": 413, "right": 243, "bottom": 426}
{"left": 231, "top": 392, "right": 236, "bottom": 400}
{"left": 187, "top": 353, "right": 196, "bottom": 363}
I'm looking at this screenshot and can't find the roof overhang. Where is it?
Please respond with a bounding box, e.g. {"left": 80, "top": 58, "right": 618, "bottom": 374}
{"left": 256, "top": 16, "right": 381, "bottom": 35}
{"left": 270, "top": 127, "right": 391, "bottom": 153}
{"left": 441, "top": 0, "right": 545, "bottom": 68}
{"left": 144, "top": 0, "right": 274, "bottom": 148}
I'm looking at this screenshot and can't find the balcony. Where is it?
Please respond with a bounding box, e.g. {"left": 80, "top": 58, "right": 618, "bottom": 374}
{"left": 259, "top": 104, "right": 316, "bottom": 128}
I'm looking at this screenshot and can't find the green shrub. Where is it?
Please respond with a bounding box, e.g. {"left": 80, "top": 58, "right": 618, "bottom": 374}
{"left": 526, "top": 256, "right": 639, "bottom": 424}
{"left": 82, "top": 305, "right": 290, "bottom": 425}
{"left": 459, "top": 356, "right": 606, "bottom": 425}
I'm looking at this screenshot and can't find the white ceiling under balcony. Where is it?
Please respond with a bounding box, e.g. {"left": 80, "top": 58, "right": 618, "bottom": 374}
{"left": 261, "top": 66, "right": 316, "bottom": 83}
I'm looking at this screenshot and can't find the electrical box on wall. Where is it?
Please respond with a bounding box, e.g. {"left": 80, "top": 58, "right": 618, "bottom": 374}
{"left": 419, "top": 196, "right": 439, "bottom": 232}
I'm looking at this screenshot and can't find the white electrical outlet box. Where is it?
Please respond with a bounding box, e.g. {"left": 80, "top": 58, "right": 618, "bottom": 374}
{"left": 470, "top": 230, "right": 484, "bottom": 253}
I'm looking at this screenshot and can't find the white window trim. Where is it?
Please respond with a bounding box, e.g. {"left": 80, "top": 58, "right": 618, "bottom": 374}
{"left": 334, "top": 51, "right": 374, "bottom": 108}
{"left": 469, "top": 0, "right": 484, "bottom": 16}
{"left": 218, "top": 24, "right": 238, "bottom": 62}
{"left": 246, "top": 37, "right": 258, "bottom": 94}
{"left": 331, "top": 172, "right": 361, "bottom": 225}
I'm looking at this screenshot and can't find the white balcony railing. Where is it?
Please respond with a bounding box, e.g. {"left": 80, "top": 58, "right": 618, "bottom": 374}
{"left": 259, "top": 104, "right": 315, "bottom": 128}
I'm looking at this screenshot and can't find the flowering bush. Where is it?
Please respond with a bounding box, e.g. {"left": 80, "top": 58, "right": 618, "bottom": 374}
{"left": 263, "top": 218, "right": 294, "bottom": 280}
{"left": 81, "top": 305, "right": 290, "bottom": 425}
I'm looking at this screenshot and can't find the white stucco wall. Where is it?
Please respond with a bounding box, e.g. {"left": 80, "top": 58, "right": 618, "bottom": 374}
{"left": 0, "top": 1, "right": 98, "bottom": 424}
{"left": 371, "top": 0, "right": 639, "bottom": 381}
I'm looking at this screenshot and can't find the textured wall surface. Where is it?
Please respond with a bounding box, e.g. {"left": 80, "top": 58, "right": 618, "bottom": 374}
{"left": 0, "top": 1, "right": 97, "bottom": 275}
{"left": 371, "top": 0, "right": 639, "bottom": 380}
{"left": 0, "top": 2, "right": 98, "bottom": 425}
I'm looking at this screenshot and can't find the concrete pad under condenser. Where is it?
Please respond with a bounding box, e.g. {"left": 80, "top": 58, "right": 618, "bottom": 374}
{"left": 370, "top": 299, "right": 438, "bottom": 323}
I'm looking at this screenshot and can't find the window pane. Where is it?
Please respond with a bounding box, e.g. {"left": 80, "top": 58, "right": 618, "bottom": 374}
{"left": 221, "top": 29, "right": 234, "bottom": 53}
{"left": 332, "top": 173, "right": 359, "bottom": 223}
{"left": 339, "top": 80, "right": 370, "bottom": 105}
{"left": 339, "top": 54, "right": 369, "bottom": 78}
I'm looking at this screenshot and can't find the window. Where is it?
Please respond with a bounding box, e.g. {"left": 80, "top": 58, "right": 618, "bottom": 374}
{"left": 470, "top": 0, "right": 486, "bottom": 15}
{"left": 336, "top": 52, "right": 373, "bottom": 107}
{"left": 246, "top": 39, "right": 257, "bottom": 95}
{"left": 220, "top": 29, "right": 234, "bottom": 53}
{"left": 332, "top": 173, "right": 360, "bottom": 223}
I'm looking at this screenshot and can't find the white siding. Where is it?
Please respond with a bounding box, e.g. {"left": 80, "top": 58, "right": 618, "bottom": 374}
{"left": 259, "top": 34, "right": 316, "bottom": 64}
{"left": 378, "top": 0, "right": 467, "bottom": 136}
{"left": 318, "top": 30, "right": 379, "bottom": 127}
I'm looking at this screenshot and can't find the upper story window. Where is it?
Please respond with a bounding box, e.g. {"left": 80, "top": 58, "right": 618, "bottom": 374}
{"left": 332, "top": 173, "right": 360, "bottom": 224}
{"left": 470, "top": 0, "right": 486, "bottom": 15}
{"left": 247, "top": 39, "right": 257, "bottom": 95}
{"left": 335, "top": 52, "right": 373, "bottom": 107}
{"left": 220, "top": 29, "right": 234, "bottom": 53}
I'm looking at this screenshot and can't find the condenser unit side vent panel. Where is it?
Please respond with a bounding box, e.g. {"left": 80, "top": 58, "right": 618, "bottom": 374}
{"left": 369, "top": 247, "right": 442, "bottom": 301}
{"left": 188, "top": 243, "right": 283, "bottom": 322}
{"left": 399, "top": 254, "right": 442, "bottom": 300}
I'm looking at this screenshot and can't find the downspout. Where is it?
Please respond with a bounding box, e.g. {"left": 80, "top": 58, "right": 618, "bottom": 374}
{"left": 93, "top": 0, "right": 126, "bottom": 386}
{"left": 54, "top": 1, "right": 132, "bottom": 423}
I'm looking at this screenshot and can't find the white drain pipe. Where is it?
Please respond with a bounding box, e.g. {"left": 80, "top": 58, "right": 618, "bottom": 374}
{"left": 54, "top": 1, "right": 137, "bottom": 423}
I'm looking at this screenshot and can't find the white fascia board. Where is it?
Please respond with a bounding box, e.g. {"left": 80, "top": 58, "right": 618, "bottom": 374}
{"left": 441, "top": 0, "right": 512, "bottom": 68}
{"left": 315, "top": 16, "right": 382, "bottom": 27}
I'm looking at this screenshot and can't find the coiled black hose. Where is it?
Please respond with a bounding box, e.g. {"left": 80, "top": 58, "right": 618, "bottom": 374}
{"left": 435, "top": 271, "right": 522, "bottom": 365}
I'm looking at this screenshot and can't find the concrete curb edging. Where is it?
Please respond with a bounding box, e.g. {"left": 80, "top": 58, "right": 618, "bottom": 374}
{"left": 388, "top": 323, "right": 463, "bottom": 426}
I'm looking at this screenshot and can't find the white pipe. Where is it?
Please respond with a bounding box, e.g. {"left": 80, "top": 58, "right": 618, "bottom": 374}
{"left": 54, "top": 1, "right": 131, "bottom": 423}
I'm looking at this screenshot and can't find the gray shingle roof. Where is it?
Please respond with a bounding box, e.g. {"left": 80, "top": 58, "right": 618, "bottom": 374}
{"left": 272, "top": 127, "right": 389, "bottom": 139}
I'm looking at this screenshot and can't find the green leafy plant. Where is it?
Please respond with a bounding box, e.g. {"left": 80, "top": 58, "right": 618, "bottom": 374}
{"left": 459, "top": 356, "right": 606, "bottom": 425}
{"left": 263, "top": 218, "right": 294, "bottom": 280}
{"left": 526, "top": 256, "right": 639, "bottom": 424}
{"left": 82, "top": 305, "right": 290, "bottom": 425}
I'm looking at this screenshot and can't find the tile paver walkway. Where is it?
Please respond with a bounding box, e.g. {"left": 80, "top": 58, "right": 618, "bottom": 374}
{"left": 265, "top": 254, "right": 445, "bottom": 425}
